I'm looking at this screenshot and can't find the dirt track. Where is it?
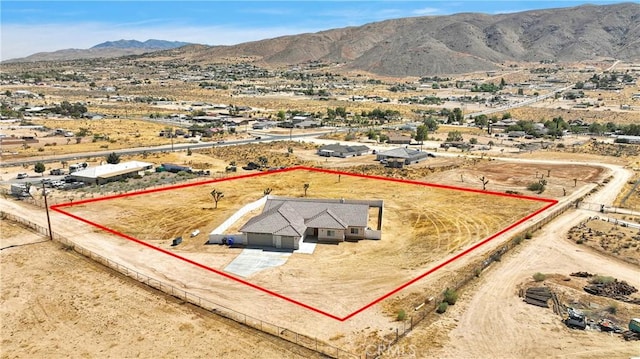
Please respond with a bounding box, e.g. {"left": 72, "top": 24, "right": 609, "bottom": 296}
{"left": 396, "top": 162, "right": 640, "bottom": 358}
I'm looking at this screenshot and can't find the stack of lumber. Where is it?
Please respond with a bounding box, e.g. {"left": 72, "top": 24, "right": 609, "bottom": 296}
{"left": 524, "top": 287, "right": 553, "bottom": 308}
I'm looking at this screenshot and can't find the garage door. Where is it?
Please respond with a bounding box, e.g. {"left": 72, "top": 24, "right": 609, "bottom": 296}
{"left": 282, "top": 236, "right": 300, "bottom": 250}
{"left": 247, "top": 233, "right": 273, "bottom": 247}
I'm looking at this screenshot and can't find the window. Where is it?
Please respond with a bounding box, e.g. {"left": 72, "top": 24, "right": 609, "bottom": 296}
{"left": 350, "top": 228, "right": 358, "bottom": 234}
{"left": 326, "top": 230, "right": 335, "bottom": 237}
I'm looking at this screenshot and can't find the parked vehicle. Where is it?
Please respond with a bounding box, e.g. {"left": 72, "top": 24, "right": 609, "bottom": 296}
{"left": 50, "top": 168, "right": 65, "bottom": 175}
{"left": 16, "top": 173, "right": 28, "bottom": 179}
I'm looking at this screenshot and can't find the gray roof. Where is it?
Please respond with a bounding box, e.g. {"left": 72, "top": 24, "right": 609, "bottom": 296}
{"left": 319, "top": 144, "right": 369, "bottom": 153}
{"left": 240, "top": 197, "right": 369, "bottom": 236}
{"left": 378, "top": 147, "right": 427, "bottom": 160}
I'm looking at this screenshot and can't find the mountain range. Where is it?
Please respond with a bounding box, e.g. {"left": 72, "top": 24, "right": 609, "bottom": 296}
{"left": 6, "top": 39, "right": 193, "bottom": 63}
{"left": 6, "top": 3, "right": 640, "bottom": 76}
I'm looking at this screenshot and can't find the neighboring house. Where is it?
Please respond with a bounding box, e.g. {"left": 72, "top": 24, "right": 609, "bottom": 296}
{"left": 70, "top": 161, "right": 153, "bottom": 185}
{"left": 387, "top": 134, "right": 412, "bottom": 144}
{"left": 317, "top": 144, "right": 369, "bottom": 158}
{"left": 615, "top": 135, "right": 640, "bottom": 144}
{"left": 252, "top": 121, "right": 276, "bottom": 130}
{"left": 376, "top": 147, "right": 429, "bottom": 167}
{"left": 294, "top": 119, "right": 322, "bottom": 129}
{"left": 239, "top": 196, "right": 383, "bottom": 250}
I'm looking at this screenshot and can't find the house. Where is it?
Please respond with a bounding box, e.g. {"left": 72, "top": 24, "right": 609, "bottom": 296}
{"left": 238, "top": 196, "right": 383, "bottom": 250}
{"left": 70, "top": 161, "right": 153, "bottom": 185}
{"left": 387, "top": 134, "right": 412, "bottom": 144}
{"left": 376, "top": 147, "right": 429, "bottom": 167}
{"left": 294, "top": 119, "right": 322, "bottom": 129}
{"left": 252, "top": 121, "right": 276, "bottom": 130}
{"left": 317, "top": 144, "right": 369, "bottom": 158}
{"left": 615, "top": 135, "right": 640, "bottom": 144}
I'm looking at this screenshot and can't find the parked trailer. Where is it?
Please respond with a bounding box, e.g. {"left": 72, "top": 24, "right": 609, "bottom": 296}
{"left": 10, "top": 183, "right": 29, "bottom": 197}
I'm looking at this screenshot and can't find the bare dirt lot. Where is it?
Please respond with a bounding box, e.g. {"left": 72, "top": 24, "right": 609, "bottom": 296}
{"left": 60, "top": 167, "right": 548, "bottom": 320}
{"left": 1, "top": 141, "right": 635, "bottom": 357}
{"left": 0, "top": 219, "right": 317, "bottom": 359}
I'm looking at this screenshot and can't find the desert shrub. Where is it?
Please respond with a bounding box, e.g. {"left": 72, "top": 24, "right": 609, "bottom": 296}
{"left": 443, "top": 288, "right": 458, "bottom": 305}
{"left": 533, "top": 272, "right": 546, "bottom": 282}
{"left": 605, "top": 303, "right": 617, "bottom": 314}
{"left": 590, "top": 275, "right": 615, "bottom": 285}
{"left": 436, "top": 302, "right": 448, "bottom": 314}
{"left": 576, "top": 239, "right": 584, "bottom": 244}
{"left": 397, "top": 309, "right": 406, "bottom": 321}
{"left": 527, "top": 182, "right": 545, "bottom": 193}
{"left": 525, "top": 232, "right": 533, "bottom": 239}
{"left": 513, "top": 235, "right": 524, "bottom": 245}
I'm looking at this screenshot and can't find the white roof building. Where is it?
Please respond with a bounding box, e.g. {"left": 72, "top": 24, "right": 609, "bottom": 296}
{"left": 70, "top": 161, "right": 153, "bottom": 185}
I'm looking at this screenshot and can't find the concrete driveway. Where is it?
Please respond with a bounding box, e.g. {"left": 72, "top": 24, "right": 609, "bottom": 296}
{"left": 224, "top": 248, "right": 291, "bottom": 277}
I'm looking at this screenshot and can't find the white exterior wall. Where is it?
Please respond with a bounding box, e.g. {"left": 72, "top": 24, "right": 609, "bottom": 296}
{"left": 318, "top": 228, "right": 345, "bottom": 241}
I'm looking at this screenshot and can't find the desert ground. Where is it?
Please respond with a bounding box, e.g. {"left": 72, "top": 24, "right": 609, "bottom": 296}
{"left": 3, "top": 137, "right": 638, "bottom": 356}
{"left": 58, "top": 167, "right": 548, "bottom": 319}
{"left": 0, "top": 219, "right": 319, "bottom": 359}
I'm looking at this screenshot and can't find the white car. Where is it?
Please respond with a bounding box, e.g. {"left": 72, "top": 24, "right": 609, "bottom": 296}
{"left": 16, "top": 173, "right": 28, "bottom": 179}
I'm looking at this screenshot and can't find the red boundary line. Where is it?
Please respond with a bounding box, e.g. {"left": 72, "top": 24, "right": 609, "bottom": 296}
{"left": 51, "top": 166, "right": 558, "bottom": 321}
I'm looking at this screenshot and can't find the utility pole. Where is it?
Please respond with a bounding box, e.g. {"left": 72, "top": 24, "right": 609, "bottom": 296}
{"left": 171, "top": 127, "right": 174, "bottom": 152}
{"left": 42, "top": 181, "right": 53, "bottom": 241}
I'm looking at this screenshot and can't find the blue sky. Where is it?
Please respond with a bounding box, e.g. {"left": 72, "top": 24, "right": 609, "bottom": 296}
{"left": 1, "top": 1, "right": 630, "bottom": 60}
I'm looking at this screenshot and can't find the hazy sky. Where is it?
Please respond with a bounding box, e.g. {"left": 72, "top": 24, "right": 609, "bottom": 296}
{"left": 0, "top": 0, "right": 628, "bottom": 60}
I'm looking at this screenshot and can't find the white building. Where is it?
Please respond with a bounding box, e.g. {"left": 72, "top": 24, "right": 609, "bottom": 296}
{"left": 70, "top": 161, "right": 153, "bottom": 185}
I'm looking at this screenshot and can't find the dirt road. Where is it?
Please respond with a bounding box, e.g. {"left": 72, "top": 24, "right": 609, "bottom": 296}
{"left": 401, "top": 162, "right": 639, "bottom": 358}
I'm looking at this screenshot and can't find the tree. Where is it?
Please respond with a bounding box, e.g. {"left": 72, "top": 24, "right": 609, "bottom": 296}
{"left": 446, "top": 131, "right": 463, "bottom": 142}
{"left": 277, "top": 110, "right": 286, "bottom": 121}
{"left": 303, "top": 183, "right": 310, "bottom": 197}
{"left": 480, "top": 176, "right": 489, "bottom": 190}
{"left": 474, "top": 115, "right": 489, "bottom": 129}
{"left": 488, "top": 140, "right": 495, "bottom": 149}
{"left": 258, "top": 156, "right": 268, "bottom": 168}
{"left": 34, "top": 162, "right": 46, "bottom": 176}
{"left": 469, "top": 138, "right": 478, "bottom": 145}
{"left": 453, "top": 107, "right": 463, "bottom": 122}
{"left": 210, "top": 189, "right": 224, "bottom": 209}
{"left": 415, "top": 124, "right": 428, "bottom": 144}
{"left": 423, "top": 116, "right": 439, "bottom": 132}
{"left": 106, "top": 152, "right": 120, "bottom": 164}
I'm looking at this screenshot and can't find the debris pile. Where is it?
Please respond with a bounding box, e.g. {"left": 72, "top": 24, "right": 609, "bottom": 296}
{"left": 622, "top": 330, "right": 640, "bottom": 341}
{"left": 583, "top": 279, "right": 638, "bottom": 302}
{"left": 569, "top": 271, "right": 593, "bottom": 278}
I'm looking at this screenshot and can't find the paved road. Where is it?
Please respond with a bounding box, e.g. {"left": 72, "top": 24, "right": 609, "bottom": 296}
{"left": 0, "top": 129, "right": 336, "bottom": 168}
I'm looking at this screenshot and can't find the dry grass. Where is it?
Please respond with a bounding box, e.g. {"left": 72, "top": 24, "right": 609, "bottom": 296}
{"left": 64, "top": 167, "right": 546, "bottom": 317}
